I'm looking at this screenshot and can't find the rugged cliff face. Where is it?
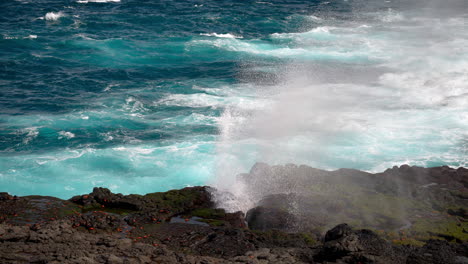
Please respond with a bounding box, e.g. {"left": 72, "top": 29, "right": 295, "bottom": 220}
{"left": 0, "top": 165, "right": 467, "bottom": 263}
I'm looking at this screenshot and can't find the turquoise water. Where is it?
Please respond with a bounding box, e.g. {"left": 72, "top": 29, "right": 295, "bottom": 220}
{"left": 1, "top": 0, "right": 467, "bottom": 198}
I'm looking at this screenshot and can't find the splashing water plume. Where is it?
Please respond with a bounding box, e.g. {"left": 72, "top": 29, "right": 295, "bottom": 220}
{"left": 0, "top": 0, "right": 466, "bottom": 210}
{"left": 212, "top": 0, "right": 468, "bottom": 214}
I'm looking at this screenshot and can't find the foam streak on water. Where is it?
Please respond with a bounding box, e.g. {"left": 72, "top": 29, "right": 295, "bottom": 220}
{"left": 0, "top": 0, "right": 467, "bottom": 199}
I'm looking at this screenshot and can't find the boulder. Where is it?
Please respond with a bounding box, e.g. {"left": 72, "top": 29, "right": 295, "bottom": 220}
{"left": 314, "top": 224, "right": 403, "bottom": 263}
{"left": 324, "top": 223, "right": 352, "bottom": 242}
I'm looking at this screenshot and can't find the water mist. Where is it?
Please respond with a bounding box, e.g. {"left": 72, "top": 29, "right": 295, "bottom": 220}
{"left": 210, "top": 0, "right": 468, "bottom": 234}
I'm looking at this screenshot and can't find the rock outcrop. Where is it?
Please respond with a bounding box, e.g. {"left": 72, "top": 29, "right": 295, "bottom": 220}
{"left": 0, "top": 165, "right": 467, "bottom": 263}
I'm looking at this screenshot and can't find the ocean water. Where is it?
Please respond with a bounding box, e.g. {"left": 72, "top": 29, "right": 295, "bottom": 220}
{"left": 0, "top": 0, "right": 467, "bottom": 198}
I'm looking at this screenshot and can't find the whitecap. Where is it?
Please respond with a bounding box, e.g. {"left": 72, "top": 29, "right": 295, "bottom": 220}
{"left": 24, "top": 35, "right": 37, "bottom": 39}
{"left": 35, "top": 149, "right": 93, "bottom": 165}
{"left": 45, "top": 12, "right": 64, "bottom": 21}
{"left": 3, "top": 36, "right": 18, "bottom": 40}
{"left": 310, "top": 26, "right": 333, "bottom": 33}
{"left": 102, "top": 132, "right": 114, "bottom": 141}
{"left": 75, "top": 33, "right": 95, "bottom": 40}
{"left": 104, "top": 83, "right": 119, "bottom": 91}
{"left": 307, "top": 15, "right": 322, "bottom": 22}
{"left": 270, "top": 26, "right": 335, "bottom": 41}
{"left": 191, "top": 38, "right": 370, "bottom": 62}
{"left": 162, "top": 113, "right": 219, "bottom": 126}
{"left": 112, "top": 146, "right": 154, "bottom": 155}
{"left": 156, "top": 93, "right": 269, "bottom": 111}
{"left": 124, "top": 96, "right": 148, "bottom": 113}
{"left": 200, "top": 33, "right": 243, "bottom": 39}
{"left": 22, "top": 127, "right": 39, "bottom": 144}
{"left": 58, "top": 131, "right": 75, "bottom": 139}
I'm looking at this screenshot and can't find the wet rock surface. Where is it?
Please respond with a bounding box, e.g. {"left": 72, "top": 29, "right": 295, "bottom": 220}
{"left": 0, "top": 165, "right": 467, "bottom": 263}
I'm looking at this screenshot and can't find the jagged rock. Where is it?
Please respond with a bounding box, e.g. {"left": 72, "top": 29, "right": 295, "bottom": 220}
{"left": 69, "top": 211, "right": 124, "bottom": 231}
{"left": 0, "top": 165, "right": 467, "bottom": 263}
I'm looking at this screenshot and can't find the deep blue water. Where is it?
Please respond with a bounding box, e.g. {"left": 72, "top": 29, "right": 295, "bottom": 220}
{"left": 1, "top": 0, "right": 467, "bottom": 198}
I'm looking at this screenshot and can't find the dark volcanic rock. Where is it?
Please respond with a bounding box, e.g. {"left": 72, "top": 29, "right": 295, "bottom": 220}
{"left": 407, "top": 239, "right": 468, "bottom": 264}
{"left": 224, "top": 211, "right": 248, "bottom": 228}
{"left": 70, "top": 186, "right": 215, "bottom": 213}
{"left": 448, "top": 208, "right": 468, "bottom": 219}
{"left": 324, "top": 223, "right": 352, "bottom": 242}
{"left": 315, "top": 224, "right": 404, "bottom": 263}
{"left": 245, "top": 193, "right": 301, "bottom": 232}
{"left": 0, "top": 192, "right": 13, "bottom": 200}
{"left": 1, "top": 164, "right": 467, "bottom": 263}
{"left": 69, "top": 211, "right": 125, "bottom": 231}
{"left": 313, "top": 224, "right": 468, "bottom": 264}
{"left": 246, "top": 206, "right": 295, "bottom": 231}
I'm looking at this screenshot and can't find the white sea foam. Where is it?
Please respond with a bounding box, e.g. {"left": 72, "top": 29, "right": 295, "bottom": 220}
{"left": 200, "top": 33, "right": 243, "bottom": 39}
{"left": 124, "top": 96, "right": 148, "bottom": 113}
{"left": 191, "top": 38, "right": 360, "bottom": 60}
{"left": 58, "top": 131, "right": 75, "bottom": 139}
{"left": 35, "top": 148, "right": 93, "bottom": 165}
{"left": 157, "top": 92, "right": 270, "bottom": 111}
{"left": 104, "top": 83, "right": 119, "bottom": 91}
{"left": 102, "top": 132, "right": 114, "bottom": 141}
{"left": 307, "top": 15, "right": 322, "bottom": 22}
{"left": 192, "top": 26, "right": 380, "bottom": 62}
{"left": 75, "top": 33, "right": 96, "bottom": 40}
{"left": 45, "top": 12, "right": 64, "bottom": 21}
{"left": 113, "top": 146, "right": 154, "bottom": 155}
{"left": 22, "top": 127, "right": 39, "bottom": 144}
{"left": 4, "top": 36, "right": 18, "bottom": 40}
{"left": 162, "top": 113, "right": 218, "bottom": 126}
{"left": 212, "top": 7, "right": 468, "bottom": 211}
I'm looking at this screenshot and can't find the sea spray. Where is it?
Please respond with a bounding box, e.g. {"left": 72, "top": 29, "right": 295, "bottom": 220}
{"left": 211, "top": 1, "right": 468, "bottom": 217}
{"left": 0, "top": 0, "right": 466, "bottom": 200}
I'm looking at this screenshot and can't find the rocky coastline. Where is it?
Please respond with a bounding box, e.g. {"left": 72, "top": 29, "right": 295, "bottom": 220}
{"left": 0, "top": 165, "right": 467, "bottom": 263}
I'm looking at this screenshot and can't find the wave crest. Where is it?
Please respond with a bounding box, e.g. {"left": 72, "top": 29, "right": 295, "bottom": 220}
{"left": 200, "top": 33, "right": 243, "bottom": 39}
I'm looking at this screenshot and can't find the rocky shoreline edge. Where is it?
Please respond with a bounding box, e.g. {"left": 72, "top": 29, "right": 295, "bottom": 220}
{"left": 0, "top": 164, "right": 467, "bottom": 263}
